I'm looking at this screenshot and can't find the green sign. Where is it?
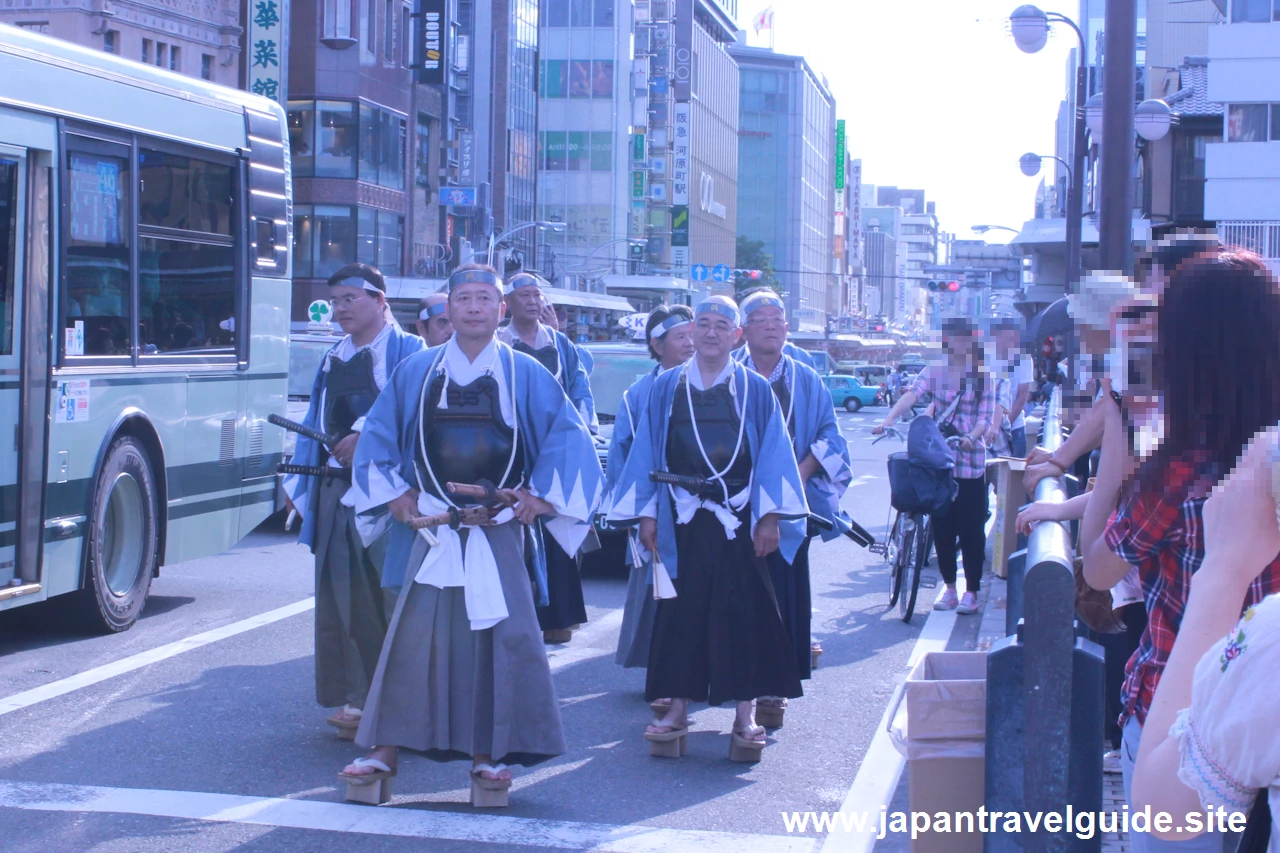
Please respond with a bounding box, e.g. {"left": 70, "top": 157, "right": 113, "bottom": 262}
{"left": 632, "top": 170, "right": 645, "bottom": 199}
{"left": 671, "top": 205, "right": 689, "bottom": 247}
{"left": 835, "top": 119, "right": 846, "bottom": 190}
{"left": 633, "top": 132, "right": 645, "bottom": 161}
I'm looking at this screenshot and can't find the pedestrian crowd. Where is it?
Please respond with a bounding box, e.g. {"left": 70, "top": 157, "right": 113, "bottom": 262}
{"left": 1014, "top": 234, "right": 1280, "bottom": 852}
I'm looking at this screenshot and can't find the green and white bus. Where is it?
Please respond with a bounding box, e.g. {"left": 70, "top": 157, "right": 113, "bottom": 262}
{"left": 0, "top": 26, "right": 292, "bottom": 631}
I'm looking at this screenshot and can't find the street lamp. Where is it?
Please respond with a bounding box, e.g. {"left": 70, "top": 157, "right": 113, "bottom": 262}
{"left": 1135, "top": 99, "right": 1174, "bottom": 141}
{"left": 1008, "top": 5, "right": 1085, "bottom": 300}
{"left": 487, "top": 221, "right": 567, "bottom": 267}
{"left": 1019, "top": 152, "right": 1072, "bottom": 182}
{"left": 971, "top": 225, "right": 1021, "bottom": 235}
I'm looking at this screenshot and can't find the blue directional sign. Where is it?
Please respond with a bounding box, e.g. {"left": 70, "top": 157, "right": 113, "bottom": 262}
{"left": 690, "top": 263, "right": 709, "bottom": 282}
{"left": 711, "top": 264, "right": 731, "bottom": 283}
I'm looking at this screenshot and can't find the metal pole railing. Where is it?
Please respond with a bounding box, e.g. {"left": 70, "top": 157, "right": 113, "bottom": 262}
{"left": 987, "top": 386, "right": 1104, "bottom": 853}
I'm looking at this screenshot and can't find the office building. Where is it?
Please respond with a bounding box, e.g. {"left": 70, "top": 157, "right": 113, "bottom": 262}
{"left": 0, "top": 0, "right": 243, "bottom": 87}
{"left": 728, "top": 39, "right": 837, "bottom": 334}
{"left": 286, "top": 1, "right": 443, "bottom": 322}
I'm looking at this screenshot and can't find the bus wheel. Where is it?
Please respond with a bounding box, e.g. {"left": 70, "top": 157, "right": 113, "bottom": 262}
{"left": 78, "top": 436, "right": 159, "bottom": 633}
{"left": 844, "top": 397, "right": 862, "bottom": 413}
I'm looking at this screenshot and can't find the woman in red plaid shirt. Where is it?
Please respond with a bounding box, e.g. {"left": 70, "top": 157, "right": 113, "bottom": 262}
{"left": 1079, "top": 250, "right": 1280, "bottom": 853}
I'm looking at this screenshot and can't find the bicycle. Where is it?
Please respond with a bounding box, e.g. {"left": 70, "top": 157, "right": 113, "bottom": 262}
{"left": 869, "top": 425, "right": 972, "bottom": 623}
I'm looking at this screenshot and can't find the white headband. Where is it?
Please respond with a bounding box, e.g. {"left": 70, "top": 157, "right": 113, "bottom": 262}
{"left": 334, "top": 276, "right": 384, "bottom": 295}
{"left": 651, "top": 315, "right": 692, "bottom": 339}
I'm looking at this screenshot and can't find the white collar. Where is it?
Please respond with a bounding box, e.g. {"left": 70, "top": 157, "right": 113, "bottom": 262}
{"left": 442, "top": 336, "right": 501, "bottom": 385}
{"left": 689, "top": 355, "right": 736, "bottom": 391}
{"left": 500, "top": 322, "right": 554, "bottom": 350}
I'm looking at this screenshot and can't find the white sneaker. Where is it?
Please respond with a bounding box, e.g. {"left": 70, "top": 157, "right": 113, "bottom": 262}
{"left": 956, "top": 591, "right": 980, "bottom": 615}
{"left": 1103, "top": 749, "right": 1122, "bottom": 775}
{"left": 935, "top": 588, "right": 959, "bottom": 611}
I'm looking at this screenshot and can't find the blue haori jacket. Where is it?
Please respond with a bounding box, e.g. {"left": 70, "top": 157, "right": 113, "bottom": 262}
{"left": 345, "top": 341, "right": 605, "bottom": 591}
{"left": 771, "top": 355, "right": 855, "bottom": 547}
{"left": 503, "top": 323, "right": 598, "bottom": 435}
{"left": 606, "top": 359, "right": 809, "bottom": 580}
{"left": 282, "top": 323, "right": 425, "bottom": 552}
{"left": 604, "top": 365, "right": 665, "bottom": 570}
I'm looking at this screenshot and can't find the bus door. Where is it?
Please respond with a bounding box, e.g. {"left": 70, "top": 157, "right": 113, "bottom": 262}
{"left": 0, "top": 114, "right": 55, "bottom": 607}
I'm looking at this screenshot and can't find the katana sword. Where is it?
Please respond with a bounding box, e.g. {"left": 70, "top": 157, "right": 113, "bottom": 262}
{"left": 277, "top": 462, "right": 351, "bottom": 482}
{"left": 268, "top": 413, "right": 340, "bottom": 448}
{"left": 445, "top": 480, "right": 518, "bottom": 508}
{"left": 649, "top": 471, "right": 877, "bottom": 548}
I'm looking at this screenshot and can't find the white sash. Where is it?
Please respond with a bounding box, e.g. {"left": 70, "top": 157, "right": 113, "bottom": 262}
{"left": 412, "top": 492, "right": 513, "bottom": 631}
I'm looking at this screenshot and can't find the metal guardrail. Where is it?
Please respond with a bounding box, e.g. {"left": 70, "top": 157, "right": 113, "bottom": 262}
{"left": 986, "top": 387, "right": 1104, "bottom": 853}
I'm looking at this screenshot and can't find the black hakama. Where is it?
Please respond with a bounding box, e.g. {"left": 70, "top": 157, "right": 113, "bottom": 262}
{"left": 767, "top": 537, "right": 813, "bottom": 681}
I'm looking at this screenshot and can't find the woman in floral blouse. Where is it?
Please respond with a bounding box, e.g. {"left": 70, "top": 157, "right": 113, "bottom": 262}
{"left": 1132, "top": 427, "right": 1280, "bottom": 851}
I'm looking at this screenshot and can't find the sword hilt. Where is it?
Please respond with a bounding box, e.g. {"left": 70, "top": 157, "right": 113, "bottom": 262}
{"left": 268, "top": 413, "right": 341, "bottom": 448}
{"left": 277, "top": 463, "right": 351, "bottom": 481}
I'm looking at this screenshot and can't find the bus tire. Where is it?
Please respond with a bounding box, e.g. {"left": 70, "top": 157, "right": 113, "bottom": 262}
{"left": 77, "top": 436, "right": 159, "bottom": 633}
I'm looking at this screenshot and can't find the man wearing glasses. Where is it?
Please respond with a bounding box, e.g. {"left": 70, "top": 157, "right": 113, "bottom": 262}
{"left": 735, "top": 289, "right": 854, "bottom": 724}
{"left": 283, "top": 263, "right": 425, "bottom": 740}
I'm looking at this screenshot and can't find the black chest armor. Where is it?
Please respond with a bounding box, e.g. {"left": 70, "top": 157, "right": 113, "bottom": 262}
{"left": 416, "top": 374, "right": 524, "bottom": 503}
{"left": 666, "top": 377, "right": 752, "bottom": 502}
{"left": 512, "top": 339, "right": 562, "bottom": 386}
{"left": 323, "top": 347, "right": 380, "bottom": 449}
{"left": 770, "top": 374, "right": 795, "bottom": 436}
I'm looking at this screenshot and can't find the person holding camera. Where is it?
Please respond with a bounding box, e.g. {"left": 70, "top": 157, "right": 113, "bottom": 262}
{"left": 874, "top": 318, "right": 995, "bottom": 614}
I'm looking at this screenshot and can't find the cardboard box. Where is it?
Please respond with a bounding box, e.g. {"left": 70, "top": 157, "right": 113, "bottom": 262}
{"left": 985, "top": 458, "right": 1027, "bottom": 580}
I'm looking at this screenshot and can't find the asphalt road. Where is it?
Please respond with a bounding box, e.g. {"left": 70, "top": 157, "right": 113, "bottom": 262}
{"left": 0, "top": 409, "right": 972, "bottom": 853}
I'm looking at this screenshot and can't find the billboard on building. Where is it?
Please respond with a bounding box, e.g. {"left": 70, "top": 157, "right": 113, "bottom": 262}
{"left": 835, "top": 120, "right": 846, "bottom": 191}
{"left": 673, "top": 0, "right": 693, "bottom": 102}
{"left": 248, "top": 0, "right": 289, "bottom": 104}
{"left": 415, "top": 0, "right": 447, "bottom": 85}
{"left": 672, "top": 103, "right": 690, "bottom": 204}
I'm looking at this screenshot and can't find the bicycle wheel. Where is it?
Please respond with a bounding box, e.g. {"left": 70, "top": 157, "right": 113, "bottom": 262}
{"left": 893, "top": 518, "right": 917, "bottom": 616}
{"left": 886, "top": 512, "right": 904, "bottom": 606}
{"left": 900, "top": 514, "right": 928, "bottom": 623}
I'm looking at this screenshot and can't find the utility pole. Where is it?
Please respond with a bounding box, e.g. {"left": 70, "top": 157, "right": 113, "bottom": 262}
{"left": 1099, "top": 0, "right": 1137, "bottom": 274}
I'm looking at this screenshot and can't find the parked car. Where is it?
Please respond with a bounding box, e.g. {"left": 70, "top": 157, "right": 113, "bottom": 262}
{"left": 578, "top": 343, "right": 656, "bottom": 575}
{"left": 824, "top": 373, "right": 883, "bottom": 412}
{"left": 275, "top": 330, "right": 343, "bottom": 516}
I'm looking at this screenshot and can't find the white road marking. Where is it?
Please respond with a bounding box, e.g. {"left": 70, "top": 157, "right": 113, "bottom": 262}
{"left": 0, "top": 598, "right": 316, "bottom": 717}
{"left": 0, "top": 780, "right": 817, "bottom": 853}
{"left": 818, "top": 589, "right": 961, "bottom": 853}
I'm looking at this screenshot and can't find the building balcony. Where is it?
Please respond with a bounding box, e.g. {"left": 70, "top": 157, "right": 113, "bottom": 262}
{"left": 1218, "top": 221, "right": 1280, "bottom": 271}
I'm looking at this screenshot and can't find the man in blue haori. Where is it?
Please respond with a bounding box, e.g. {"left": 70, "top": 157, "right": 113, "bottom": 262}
{"left": 605, "top": 304, "right": 695, "bottom": 672}
{"left": 608, "top": 295, "right": 806, "bottom": 762}
{"left": 498, "top": 271, "right": 597, "bottom": 644}
{"left": 337, "top": 263, "right": 602, "bottom": 802}
{"left": 735, "top": 289, "right": 854, "bottom": 721}
{"left": 282, "top": 263, "right": 424, "bottom": 740}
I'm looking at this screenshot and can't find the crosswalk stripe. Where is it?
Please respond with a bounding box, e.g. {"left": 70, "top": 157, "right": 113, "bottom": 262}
{"left": 0, "top": 780, "right": 818, "bottom": 853}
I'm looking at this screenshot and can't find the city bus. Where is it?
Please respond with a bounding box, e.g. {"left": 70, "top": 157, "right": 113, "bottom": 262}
{"left": 0, "top": 25, "right": 292, "bottom": 631}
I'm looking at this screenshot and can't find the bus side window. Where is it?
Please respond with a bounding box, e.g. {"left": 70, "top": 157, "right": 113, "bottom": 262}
{"left": 65, "top": 141, "right": 132, "bottom": 358}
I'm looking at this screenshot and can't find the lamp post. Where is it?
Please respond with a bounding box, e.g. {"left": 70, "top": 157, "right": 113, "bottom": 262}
{"left": 573, "top": 237, "right": 648, "bottom": 283}
{"left": 1010, "top": 5, "right": 1086, "bottom": 300}
{"left": 971, "top": 225, "right": 1021, "bottom": 236}
{"left": 1099, "top": 0, "right": 1137, "bottom": 274}
{"left": 486, "top": 221, "right": 567, "bottom": 268}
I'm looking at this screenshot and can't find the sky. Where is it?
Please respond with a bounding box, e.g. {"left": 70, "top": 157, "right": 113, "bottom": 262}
{"left": 736, "top": 0, "right": 1079, "bottom": 243}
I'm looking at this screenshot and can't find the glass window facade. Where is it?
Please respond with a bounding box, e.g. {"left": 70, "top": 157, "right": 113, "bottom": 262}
{"left": 539, "top": 0, "right": 613, "bottom": 27}
{"left": 539, "top": 132, "right": 612, "bottom": 171}
{"left": 289, "top": 100, "right": 404, "bottom": 187}
{"left": 297, "top": 204, "right": 401, "bottom": 279}
{"left": 540, "top": 60, "right": 614, "bottom": 98}
{"left": 505, "top": 0, "right": 539, "bottom": 241}
{"left": 1227, "top": 103, "right": 1270, "bottom": 141}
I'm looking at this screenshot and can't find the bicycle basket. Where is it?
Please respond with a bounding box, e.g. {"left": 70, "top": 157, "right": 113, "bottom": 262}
{"left": 887, "top": 451, "right": 958, "bottom": 516}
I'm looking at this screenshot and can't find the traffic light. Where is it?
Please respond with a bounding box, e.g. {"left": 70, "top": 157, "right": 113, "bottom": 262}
{"left": 926, "top": 279, "right": 961, "bottom": 292}
{"left": 732, "top": 268, "right": 763, "bottom": 286}
{"left": 946, "top": 280, "right": 960, "bottom": 292}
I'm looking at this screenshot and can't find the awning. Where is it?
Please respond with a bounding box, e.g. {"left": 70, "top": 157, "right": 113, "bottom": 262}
{"left": 544, "top": 287, "right": 635, "bottom": 313}
{"left": 1010, "top": 217, "right": 1152, "bottom": 247}
{"left": 601, "top": 274, "right": 693, "bottom": 294}
{"left": 828, "top": 334, "right": 896, "bottom": 346}
{"left": 382, "top": 276, "right": 448, "bottom": 302}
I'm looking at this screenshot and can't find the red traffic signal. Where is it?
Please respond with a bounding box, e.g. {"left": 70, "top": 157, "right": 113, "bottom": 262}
{"left": 946, "top": 280, "right": 960, "bottom": 292}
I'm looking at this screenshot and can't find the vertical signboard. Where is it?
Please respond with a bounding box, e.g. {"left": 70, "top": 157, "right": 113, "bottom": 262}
{"left": 632, "top": 170, "right": 646, "bottom": 199}
{"left": 672, "top": 103, "right": 690, "bottom": 205}
{"left": 673, "top": 0, "right": 693, "bottom": 102}
{"left": 415, "top": 0, "right": 447, "bottom": 85}
{"left": 458, "top": 131, "right": 475, "bottom": 185}
{"left": 849, "top": 159, "right": 863, "bottom": 267}
{"left": 633, "top": 132, "right": 646, "bottom": 161}
{"left": 248, "top": 0, "right": 289, "bottom": 104}
{"left": 671, "top": 205, "right": 689, "bottom": 247}
{"left": 834, "top": 120, "right": 846, "bottom": 192}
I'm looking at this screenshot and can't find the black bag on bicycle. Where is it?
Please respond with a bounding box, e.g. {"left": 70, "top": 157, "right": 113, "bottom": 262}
{"left": 886, "top": 390, "right": 960, "bottom": 516}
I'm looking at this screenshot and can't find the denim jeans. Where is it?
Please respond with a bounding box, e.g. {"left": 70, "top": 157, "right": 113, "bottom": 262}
{"left": 1009, "top": 427, "right": 1026, "bottom": 459}
{"left": 1120, "top": 716, "right": 1235, "bottom": 853}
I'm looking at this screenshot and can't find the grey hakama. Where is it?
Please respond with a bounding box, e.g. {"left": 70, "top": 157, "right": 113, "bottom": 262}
{"left": 313, "top": 477, "right": 389, "bottom": 710}
{"left": 354, "top": 519, "right": 566, "bottom": 766}
{"left": 614, "top": 546, "right": 657, "bottom": 668}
